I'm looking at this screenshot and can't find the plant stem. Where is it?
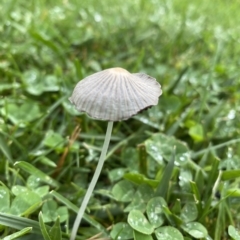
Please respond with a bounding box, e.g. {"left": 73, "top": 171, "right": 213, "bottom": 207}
{"left": 70, "top": 121, "right": 114, "bottom": 240}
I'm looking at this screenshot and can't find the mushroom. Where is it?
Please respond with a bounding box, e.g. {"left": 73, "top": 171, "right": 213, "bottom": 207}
{"left": 69, "top": 67, "right": 162, "bottom": 240}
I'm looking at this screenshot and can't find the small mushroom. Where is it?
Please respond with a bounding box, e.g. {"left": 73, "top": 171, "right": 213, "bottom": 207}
{"left": 69, "top": 67, "right": 162, "bottom": 240}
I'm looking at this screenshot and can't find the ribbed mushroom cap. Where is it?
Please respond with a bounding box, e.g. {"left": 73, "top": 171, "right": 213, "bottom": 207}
{"left": 69, "top": 67, "right": 162, "bottom": 121}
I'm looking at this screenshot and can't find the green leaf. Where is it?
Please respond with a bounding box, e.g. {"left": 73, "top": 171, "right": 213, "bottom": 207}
{"left": 179, "top": 169, "right": 192, "bottom": 192}
{"left": 2, "top": 227, "right": 32, "bottom": 240}
{"left": 146, "top": 197, "right": 166, "bottom": 228}
{"left": 121, "top": 147, "right": 139, "bottom": 171}
{"left": 1, "top": 101, "right": 42, "bottom": 127}
{"left": 0, "top": 186, "right": 10, "bottom": 213}
{"left": 124, "top": 196, "right": 146, "bottom": 213}
{"left": 182, "top": 222, "right": 208, "bottom": 239}
{"left": 133, "top": 230, "right": 153, "bottom": 240}
{"left": 56, "top": 206, "right": 68, "bottom": 223}
{"left": 180, "top": 202, "right": 198, "bottom": 222}
{"left": 10, "top": 191, "right": 42, "bottom": 216}
{"left": 124, "top": 185, "right": 154, "bottom": 212}
{"left": 155, "top": 226, "right": 184, "bottom": 240}
{"left": 39, "top": 212, "right": 51, "bottom": 240}
{"left": 0, "top": 83, "right": 20, "bottom": 92}
{"left": 128, "top": 209, "right": 155, "bottom": 235}
{"left": 34, "top": 186, "right": 50, "bottom": 198}
{"left": 11, "top": 185, "right": 28, "bottom": 196}
{"left": 43, "top": 130, "right": 65, "bottom": 149}
{"left": 145, "top": 133, "right": 189, "bottom": 166}
{"left": 228, "top": 225, "right": 240, "bottom": 240}
{"left": 110, "top": 222, "right": 133, "bottom": 240}
{"left": 42, "top": 200, "right": 58, "bottom": 223}
{"left": 23, "top": 69, "right": 60, "bottom": 96}
{"left": 62, "top": 99, "right": 82, "bottom": 116}
{"left": 108, "top": 168, "right": 127, "bottom": 182}
{"left": 27, "top": 175, "right": 42, "bottom": 189}
{"left": 188, "top": 124, "right": 204, "bottom": 142}
{"left": 42, "top": 199, "right": 68, "bottom": 223}
{"left": 14, "top": 161, "right": 59, "bottom": 188}
{"left": 112, "top": 180, "right": 135, "bottom": 202}
{"left": 159, "top": 95, "right": 182, "bottom": 113}
{"left": 137, "top": 185, "right": 155, "bottom": 201}
{"left": 124, "top": 200, "right": 143, "bottom": 212}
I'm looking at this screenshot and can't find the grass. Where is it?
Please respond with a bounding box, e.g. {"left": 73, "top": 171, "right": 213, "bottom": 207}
{"left": 0, "top": 0, "right": 240, "bottom": 239}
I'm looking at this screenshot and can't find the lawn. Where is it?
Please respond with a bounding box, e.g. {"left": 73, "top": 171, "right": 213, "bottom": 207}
{"left": 0, "top": 0, "right": 240, "bottom": 239}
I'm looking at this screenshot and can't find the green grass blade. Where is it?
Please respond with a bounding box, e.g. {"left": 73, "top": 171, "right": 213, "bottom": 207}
{"left": 2, "top": 227, "right": 32, "bottom": 240}
{"left": 0, "top": 213, "right": 41, "bottom": 234}
{"left": 74, "top": 58, "right": 83, "bottom": 80}
{"left": 39, "top": 212, "right": 51, "bottom": 240}
{"left": 203, "top": 157, "right": 220, "bottom": 200}
{"left": 0, "top": 212, "right": 68, "bottom": 240}
{"left": 190, "top": 181, "right": 202, "bottom": 213}
{"left": 0, "top": 133, "right": 13, "bottom": 163}
{"left": 29, "top": 31, "right": 62, "bottom": 56}
{"left": 214, "top": 201, "right": 226, "bottom": 240}
{"left": 166, "top": 67, "right": 188, "bottom": 94}
{"left": 221, "top": 170, "right": 240, "bottom": 181}
{"left": 137, "top": 144, "right": 147, "bottom": 176}
{"left": 192, "top": 138, "right": 240, "bottom": 159}
{"left": 49, "top": 217, "right": 62, "bottom": 240}
{"left": 50, "top": 191, "right": 107, "bottom": 234}
{"left": 155, "top": 147, "right": 175, "bottom": 198}
{"left": 50, "top": 191, "right": 78, "bottom": 213}
{"left": 14, "top": 161, "right": 59, "bottom": 188}
{"left": 162, "top": 205, "right": 182, "bottom": 226}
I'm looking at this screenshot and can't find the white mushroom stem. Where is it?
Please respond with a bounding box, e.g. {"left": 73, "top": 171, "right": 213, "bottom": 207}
{"left": 70, "top": 121, "right": 114, "bottom": 240}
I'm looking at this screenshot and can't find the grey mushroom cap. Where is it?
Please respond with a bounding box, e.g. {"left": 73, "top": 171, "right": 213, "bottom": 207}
{"left": 69, "top": 67, "right": 162, "bottom": 121}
